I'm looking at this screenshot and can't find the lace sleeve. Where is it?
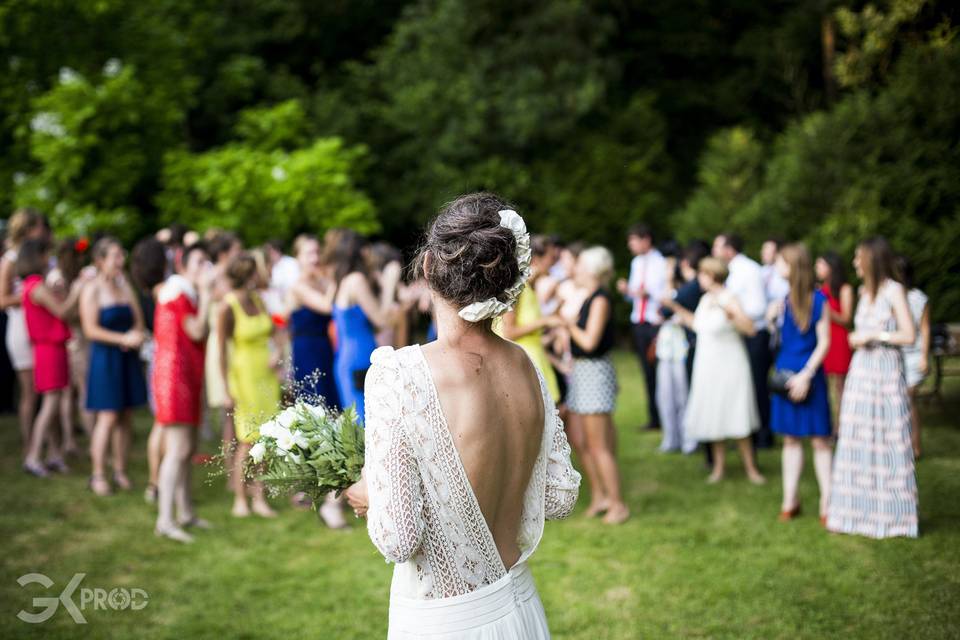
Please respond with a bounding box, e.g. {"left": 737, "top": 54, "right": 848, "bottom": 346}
{"left": 544, "top": 409, "right": 581, "bottom": 520}
{"left": 364, "top": 352, "right": 425, "bottom": 563}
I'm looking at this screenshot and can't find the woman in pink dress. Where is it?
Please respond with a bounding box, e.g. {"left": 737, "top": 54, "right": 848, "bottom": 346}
{"left": 153, "top": 243, "right": 214, "bottom": 543}
{"left": 18, "top": 239, "right": 87, "bottom": 476}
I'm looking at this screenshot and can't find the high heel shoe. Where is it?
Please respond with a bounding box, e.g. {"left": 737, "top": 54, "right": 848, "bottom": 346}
{"left": 778, "top": 504, "right": 802, "bottom": 522}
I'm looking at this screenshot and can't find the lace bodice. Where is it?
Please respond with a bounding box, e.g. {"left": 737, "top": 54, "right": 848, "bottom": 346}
{"left": 364, "top": 345, "right": 581, "bottom": 600}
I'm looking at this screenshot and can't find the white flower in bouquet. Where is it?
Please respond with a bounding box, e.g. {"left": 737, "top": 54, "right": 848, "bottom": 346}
{"left": 249, "top": 441, "right": 267, "bottom": 463}
{"left": 276, "top": 406, "right": 299, "bottom": 430}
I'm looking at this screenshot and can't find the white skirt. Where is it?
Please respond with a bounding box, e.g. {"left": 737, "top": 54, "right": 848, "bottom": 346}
{"left": 5, "top": 307, "right": 33, "bottom": 371}
{"left": 388, "top": 562, "right": 550, "bottom": 639}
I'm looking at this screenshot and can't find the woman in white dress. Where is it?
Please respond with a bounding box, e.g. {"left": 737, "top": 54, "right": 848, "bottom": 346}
{"left": 345, "top": 193, "right": 581, "bottom": 639}
{"left": 663, "top": 257, "right": 766, "bottom": 484}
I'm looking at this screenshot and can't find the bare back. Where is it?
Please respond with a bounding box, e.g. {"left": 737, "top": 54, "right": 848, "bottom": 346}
{"left": 420, "top": 336, "right": 545, "bottom": 569}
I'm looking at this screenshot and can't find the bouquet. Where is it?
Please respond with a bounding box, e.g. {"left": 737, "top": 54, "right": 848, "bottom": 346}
{"left": 246, "top": 402, "right": 364, "bottom": 507}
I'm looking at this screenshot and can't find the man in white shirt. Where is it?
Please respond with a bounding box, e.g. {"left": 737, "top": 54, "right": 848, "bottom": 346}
{"left": 760, "top": 238, "right": 790, "bottom": 304}
{"left": 713, "top": 233, "right": 774, "bottom": 448}
{"left": 617, "top": 224, "right": 667, "bottom": 431}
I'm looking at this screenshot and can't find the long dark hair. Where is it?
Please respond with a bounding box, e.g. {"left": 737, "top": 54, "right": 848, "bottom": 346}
{"left": 858, "top": 236, "right": 896, "bottom": 299}
{"left": 323, "top": 228, "right": 369, "bottom": 285}
{"left": 820, "top": 250, "right": 847, "bottom": 298}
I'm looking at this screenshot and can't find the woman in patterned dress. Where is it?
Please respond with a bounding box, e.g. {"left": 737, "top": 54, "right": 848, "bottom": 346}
{"left": 826, "top": 237, "right": 918, "bottom": 539}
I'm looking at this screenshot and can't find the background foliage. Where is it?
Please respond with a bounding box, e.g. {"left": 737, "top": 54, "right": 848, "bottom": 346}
{"left": 1, "top": 0, "right": 957, "bottom": 316}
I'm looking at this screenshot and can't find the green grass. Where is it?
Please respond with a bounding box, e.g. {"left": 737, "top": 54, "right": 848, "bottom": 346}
{"left": 1, "top": 351, "right": 958, "bottom": 638}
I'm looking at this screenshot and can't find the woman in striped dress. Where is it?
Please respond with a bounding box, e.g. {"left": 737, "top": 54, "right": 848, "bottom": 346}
{"left": 826, "top": 237, "right": 918, "bottom": 539}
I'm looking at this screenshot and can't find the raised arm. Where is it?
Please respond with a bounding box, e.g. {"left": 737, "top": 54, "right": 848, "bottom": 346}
{"left": 289, "top": 279, "right": 335, "bottom": 315}
{"left": 30, "top": 280, "right": 84, "bottom": 319}
{"left": 723, "top": 296, "right": 758, "bottom": 338}
{"left": 347, "top": 273, "right": 395, "bottom": 330}
{"left": 363, "top": 355, "right": 425, "bottom": 563}
{"left": 500, "top": 306, "right": 558, "bottom": 341}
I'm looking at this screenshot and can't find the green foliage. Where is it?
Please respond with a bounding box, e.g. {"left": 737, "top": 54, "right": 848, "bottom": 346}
{"left": 12, "top": 62, "right": 184, "bottom": 239}
{"left": 158, "top": 102, "right": 378, "bottom": 244}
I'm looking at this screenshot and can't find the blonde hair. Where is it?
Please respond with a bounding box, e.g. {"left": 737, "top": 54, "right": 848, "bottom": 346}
{"left": 698, "top": 257, "right": 729, "bottom": 284}
{"left": 780, "top": 243, "right": 815, "bottom": 331}
{"left": 7, "top": 208, "right": 43, "bottom": 246}
{"left": 578, "top": 246, "right": 614, "bottom": 284}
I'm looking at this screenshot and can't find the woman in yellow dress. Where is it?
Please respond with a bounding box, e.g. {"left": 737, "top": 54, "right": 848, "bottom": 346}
{"left": 496, "top": 235, "right": 561, "bottom": 402}
{"left": 218, "top": 253, "right": 281, "bottom": 518}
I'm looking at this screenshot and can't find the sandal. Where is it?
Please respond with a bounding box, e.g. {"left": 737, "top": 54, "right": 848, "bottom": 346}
{"left": 143, "top": 484, "right": 158, "bottom": 504}
{"left": 178, "top": 516, "right": 213, "bottom": 530}
{"left": 778, "top": 504, "right": 802, "bottom": 522}
{"left": 24, "top": 460, "right": 50, "bottom": 478}
{"left": 155, "top": 525, "right": 194, "bottom": 544}
{"left": 112, "top": 472, "right": 133, "bottom": 491}
{"left": 46, "top": 458, "right": 70, "bottom": 474}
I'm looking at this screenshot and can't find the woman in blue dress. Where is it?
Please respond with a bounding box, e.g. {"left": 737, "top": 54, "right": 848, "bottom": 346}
{"left": 768, "top": 243, "right": 833, "bottom": 524}
{"left": 80, "top": 237, "right": 148, "bottom": 496}
{"left": 286, "top": 235, "right": 340, "bottom": 409}
{"left": 326, "top": 230, "right": 398, "bottom": 422}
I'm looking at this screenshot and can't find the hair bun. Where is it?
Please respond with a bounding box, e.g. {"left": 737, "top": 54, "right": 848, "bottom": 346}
{"left": 417, "top": 192, "right": 521, "bottom": 312}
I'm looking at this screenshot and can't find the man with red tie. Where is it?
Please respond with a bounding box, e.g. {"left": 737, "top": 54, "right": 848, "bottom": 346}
{"left": 617, "top": 224, "right": 667, "bottom": 431}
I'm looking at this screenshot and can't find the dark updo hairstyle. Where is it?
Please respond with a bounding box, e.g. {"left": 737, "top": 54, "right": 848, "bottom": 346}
{"left": 16, "top": 238, "right": 50, "bottom": 279}
{"left": 56, "top": 237, "right": 87, "bottom": 284}
{"left": 130, "top": 236, "right": 168, "bottom": 290}
{"left": 414, "top": 192, "right": 520, "bottom": 312}
{"left": 226, "top": 253, "right": 257, "bottom": 289}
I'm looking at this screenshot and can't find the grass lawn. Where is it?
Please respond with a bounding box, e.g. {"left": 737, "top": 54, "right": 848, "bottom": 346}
{"left": 1, "top": 350, "right": 958, "bottom": 639}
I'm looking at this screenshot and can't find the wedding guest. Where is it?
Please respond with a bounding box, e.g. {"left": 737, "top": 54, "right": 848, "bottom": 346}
{"left": 264, "top": 238, "right": 299, "bottom": 316}
{"left": 768, "top": 244, "right": 832, "bottom": 523}
{"left": 81, "top": 237, "right": 148, "bottom": 496}
{"left": 367, "top": 242, "right": 406, "bottom": 347}
{"left": 895, "top": 255, "right": 930, "bottom": 458}
{"left": 566, "top": 246, "right": 629, "bottom": 524}
{"left": 153, "top": 242, "right": 214, "bottom": 543}
{"left": 328, "top": 230, "right": 398, "bottom": 421}
{"left": 205, "top": 232, "right": 242, "bottom": 487}
{"left": 219, "top": 253, "right": 280, "bottom": 518}
{"left": 54, "top": 237, "right": 95, "bottom": 447}
{"left": 130, "top": 236, "right": 170, "bottom": 503}
{"left": 344, "top": 192, "right": 579, "bottom": 637}
{"left": 713, "top": 233, "right": 773, "bottom": 448}
{"left": 654, "top": 248, "right": 696, "bottom": 454}
{"left": 670, "top": 257, "right": 765, "bottom": 484}
{"left": 761, "top": 237, "right": 790, "bottom": 305}
{"left": 287, "top": 234, "right": 340, "bottom": 407}
{"left": 827, "top": 237, "right": 918, "bottom": 538}
{"left": 618, "top": 224, "right": 666, "bottom": 431}
{"left": 815, "top": 251, "right": 854, "bottom": 428}
{"left": 18, "top": 239, "right": 87, "bottom": 476}
{"left": 0, "top": 208, "right": 46, "bottom": 453}
{"left": 497, "top": 234, "right": 562, "bottom": 403}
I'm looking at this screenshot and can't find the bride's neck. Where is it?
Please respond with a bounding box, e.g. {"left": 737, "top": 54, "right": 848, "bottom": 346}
{"left": 432, "top": 295, "right": 498, "bottom": 351}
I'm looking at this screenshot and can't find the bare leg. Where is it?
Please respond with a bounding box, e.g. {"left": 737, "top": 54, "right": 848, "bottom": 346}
{"left": 708, "top": 441, "right": 725, "bottom": 483}
{"left": 566, "top": 411, "right": 606, "bottom": 515}
{"left": 908, "top": 386, "right": 921, "bottom": 458}
{"left": 829, "top": 374, "right": 845, "bottom": 437}
{"left": 25, "top": 391, "right": 62, "bottom": 472}
{"left": 738, "top": 437, "right": 766, "bottom": 484}
{"left": 175, "top": 428, "right": 199, "bottom": 525}
{"left": 811, "top": 436, "right": 833, "bottom": 518}
{"left": 222, "top": 409, "right": 235, "bottom": 492}
{"left": 111, "top": 409, "right": 133, "bottom": 489}
{"left": 89, "top": 410, "right": 118, "bottom": 495}
{"left": 156, "top": 425, "right": 194, "bottom": 543}
{"left": 780, "top": 436, "right": 803, "bottom": 511}
{"left": 58, "top": 389, "right": 77, "bottom": 455}
{"left": 232, "top": 441, "right": 251, "bottom": 517}
{"left": 582, "top": 413, "right": 629, "bottom": 524}
{"left": 147, "top": 421, "right": 164, "bottom": 489}
{"left": 16, "top": 369, "right": 37, "bottom": 456}
{"left": 77, "top": 377, "right": 95, "bottom": 436}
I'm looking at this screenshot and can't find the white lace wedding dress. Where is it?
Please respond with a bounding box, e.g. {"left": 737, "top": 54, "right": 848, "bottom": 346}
{"left": 364, "top": 345, "right": 581, "bottom": 639}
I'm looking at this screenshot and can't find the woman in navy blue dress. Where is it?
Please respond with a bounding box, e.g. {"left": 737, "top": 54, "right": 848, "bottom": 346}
{"left": 769, "top": 243, "right": 833, "bottom": 523}
{"left": 287, "top": 235, "right": 340, "bottom": 409}
{"left": 81, "top": 237, "right": 148, "bottom": 496}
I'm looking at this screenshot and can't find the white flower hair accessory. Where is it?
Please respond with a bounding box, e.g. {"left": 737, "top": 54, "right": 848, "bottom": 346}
{"left": 458, "top": 209, "right": 532, "bottom": 322}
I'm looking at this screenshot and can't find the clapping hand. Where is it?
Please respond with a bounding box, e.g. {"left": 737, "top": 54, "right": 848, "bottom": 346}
{"left": 616, "top": 278, "right": 629, "bottom": 295}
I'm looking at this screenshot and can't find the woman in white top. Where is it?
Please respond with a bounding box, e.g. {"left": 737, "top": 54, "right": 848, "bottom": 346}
{"left": 894, "top": 255, "right": 930, "bottom": 459}
{"left": 0, "top": 208, "right": 47, "bottom": 454}
{"left": 345, "top": 193, "right": 581, "bottom": 639}
{"left": 664, "top": 257, "right": 766, "bottom": 485}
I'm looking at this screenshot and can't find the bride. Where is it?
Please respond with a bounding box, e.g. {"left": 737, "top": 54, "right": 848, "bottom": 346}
{"left": 344, "top": 193, "right": 581, "bottom": 638}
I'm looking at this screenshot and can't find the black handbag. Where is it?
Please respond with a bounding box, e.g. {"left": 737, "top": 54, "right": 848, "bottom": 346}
{"left": 769, "top": 369, "right": 796, "bottom": 396}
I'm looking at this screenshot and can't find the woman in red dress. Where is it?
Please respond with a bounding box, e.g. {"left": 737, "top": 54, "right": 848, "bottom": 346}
{"left": 816, "top": 251, "right": 854, "bottom": 430}
{"left": 153, "top": 243, "right": 214, "bottom": 543}
{"left": 18, "top": 239, "right": 87, "bottom": 476}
